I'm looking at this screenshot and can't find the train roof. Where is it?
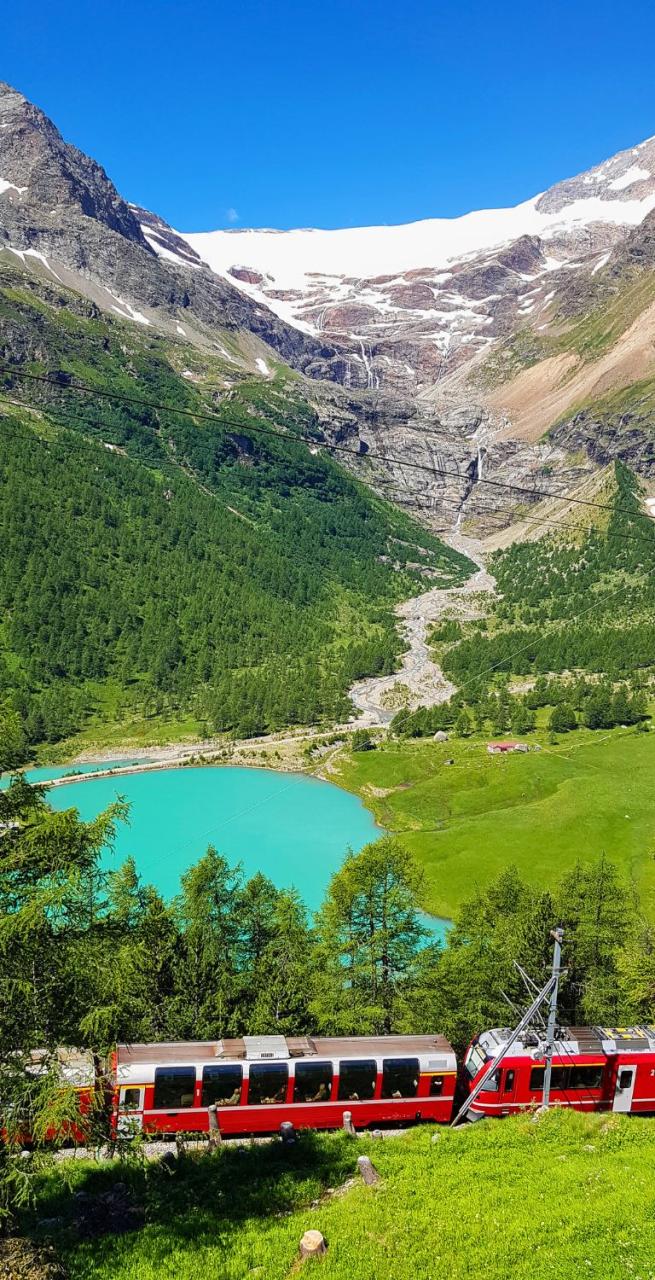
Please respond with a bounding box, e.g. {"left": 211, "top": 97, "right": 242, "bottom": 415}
{"left": 116, "top": 1033, "right": 455, "bottom": 1069}
{"left": 25, "top": 1047, "right": 95, "bottom": 1087}
{"left": 482, "top": 1025, "right": 655, "bottom": 1058}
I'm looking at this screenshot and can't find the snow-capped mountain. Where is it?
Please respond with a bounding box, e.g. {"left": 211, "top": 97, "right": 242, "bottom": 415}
{"left": 174, "top": 138, "right": 655, "bottom": 393}
{"left": 3, "top": 79, "right": 655, "bottom": 527}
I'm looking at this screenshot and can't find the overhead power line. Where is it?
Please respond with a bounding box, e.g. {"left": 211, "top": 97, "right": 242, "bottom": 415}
{"left": 2, "top": 387, "right": 655, "bottom": 556}
{"left": 1, "top": 364, "right": 654, "bottom": 526}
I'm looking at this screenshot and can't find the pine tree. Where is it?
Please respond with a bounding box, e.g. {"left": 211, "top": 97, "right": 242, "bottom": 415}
{"left": 548, "top": 703, "right": 577, "bottom": 733}
{"left": 311, "top": 838, "right": 427, "bottom": 1034}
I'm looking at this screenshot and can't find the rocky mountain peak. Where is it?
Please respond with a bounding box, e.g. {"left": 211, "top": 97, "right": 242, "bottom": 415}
{"left": 0, "top": 81, "right": 146, "bottom": 244}
{"left": 0, "top": 83, "right": 335, "bottom": 376}
{"left": 535, "top": 136, "right": 655, "bottom": 215}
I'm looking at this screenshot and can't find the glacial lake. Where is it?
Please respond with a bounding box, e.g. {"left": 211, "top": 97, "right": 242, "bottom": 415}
{"left": 2, "top": 764, "right": 448, "bottom": 941}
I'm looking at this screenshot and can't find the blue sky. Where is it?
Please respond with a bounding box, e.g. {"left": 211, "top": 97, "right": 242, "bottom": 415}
{"left": 4, "top": 0, "right": 655, "bottom": 231}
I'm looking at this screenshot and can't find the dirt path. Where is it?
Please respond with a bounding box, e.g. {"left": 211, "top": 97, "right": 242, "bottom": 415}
{"left": 347, "top": 535, "right": 495, "bottom": 728}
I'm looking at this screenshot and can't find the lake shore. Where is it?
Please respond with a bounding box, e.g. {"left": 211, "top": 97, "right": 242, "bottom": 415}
{"left": 10, "top": 753, "right": 452, "bottom": 938}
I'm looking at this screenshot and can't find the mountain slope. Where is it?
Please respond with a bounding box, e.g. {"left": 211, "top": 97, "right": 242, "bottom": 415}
{"left": 0, "top": 81, "right": 341, "bottom": 377}
{"left": 3, "top": 80, "right": 655, "bottom": 549}
{"left": 0, "top": 259, "right": 471, "bottom": 755}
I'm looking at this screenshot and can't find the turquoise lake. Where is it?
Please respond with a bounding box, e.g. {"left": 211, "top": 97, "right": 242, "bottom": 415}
{"left": 3, "top": 764, "right": 448, "bottom": 941}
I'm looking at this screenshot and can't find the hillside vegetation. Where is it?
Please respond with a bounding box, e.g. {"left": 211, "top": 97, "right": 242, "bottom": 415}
{"left": 3, "top": 748, "right": 655, "bottom": 1270}
{"left": 19, "top": 1112, "right": 655, "bottom": 1280}
{"left": 442, "top": 463, "right": 655, "bottom": 685}
{"left": 329, "top": 463, "right": 655, "bottom": 917}
{"left": 0, "top": 266, "right": 470, "bottom": 754}
{"left": 334, "top": 726, "right": 655, "bottom": 919}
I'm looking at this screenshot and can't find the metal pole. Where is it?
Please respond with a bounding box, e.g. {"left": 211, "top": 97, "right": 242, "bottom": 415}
{"left": 452, "top": 971, "right": 558, "bottom": 1126}
{"left": 541, "top": 927, "right": 564, "bottom": 1111}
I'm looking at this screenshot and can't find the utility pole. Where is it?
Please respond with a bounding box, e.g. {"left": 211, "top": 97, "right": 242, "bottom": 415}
{"left": 452, "top": 970, "right": 559, "bottom": 1126}
{"left": 452, "top": 926, "right": 568, "bottom": 1127}
{"left": 541, "top": 927, "right": 564, "bottom": 1111}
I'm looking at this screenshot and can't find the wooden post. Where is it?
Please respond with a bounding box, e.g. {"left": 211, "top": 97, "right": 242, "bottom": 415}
{"left": 357, "top": 1155, "right": 380, "bottom": 1185}
{"left": 342, "top": 1110, "right": 356, "bottom": 1136}
{"left": 208, "top": 1105, "right": 222, "bottom": 1147}
{"left": 300, "top": 1230, "right": 327, "bottom": 1260}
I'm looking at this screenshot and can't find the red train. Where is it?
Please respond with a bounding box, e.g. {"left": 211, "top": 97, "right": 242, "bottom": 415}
{"left": 19, "top": 1023, "right": 655, "bottom": 1142}
{"left": 463, "top": 1024, "right": 655, "bottom": 1119}
{"left": 111, "top": 1034, "right": 458, "bottom": 1135}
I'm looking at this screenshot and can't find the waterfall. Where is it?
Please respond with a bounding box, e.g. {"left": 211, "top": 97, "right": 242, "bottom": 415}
{"left": 358, "top": 340, "right": 376, "bottom": 390}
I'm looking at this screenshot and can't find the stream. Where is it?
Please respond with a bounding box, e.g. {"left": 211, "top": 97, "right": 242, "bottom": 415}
{"left": 348, "top": 535, "right": 495, "bottom": 727}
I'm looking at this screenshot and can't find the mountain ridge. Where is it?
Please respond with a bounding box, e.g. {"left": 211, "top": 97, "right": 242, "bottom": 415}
{"left": 3, "top": 79, "right": 655, "bottom": 539}
{"left": 176, "top": 133, "right": 655, "bottom": 396}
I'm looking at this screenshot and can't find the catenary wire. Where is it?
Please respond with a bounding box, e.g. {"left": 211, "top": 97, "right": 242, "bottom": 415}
{"left": 3, "top": 389, "right": 655, "bottom": 556}
{"left": 2, "top": 364, "right": 655, "bottom": 526}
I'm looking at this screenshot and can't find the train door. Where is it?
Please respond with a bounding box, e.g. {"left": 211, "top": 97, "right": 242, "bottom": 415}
{"left": 499, "top": 1066, "right": 517, "bottom": 1115}
{"left": 117, "top": 1085, "right": 145, "bottom": 1133}
{"left": 612, "top": 1064, "right": 636, "bottom": 1113}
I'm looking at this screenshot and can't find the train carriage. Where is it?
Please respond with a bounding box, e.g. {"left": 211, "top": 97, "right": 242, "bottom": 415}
{"left": 112, "top": 1033, "right": 458, "bottom": 1136}
{"left": 463, "top": 1025, "right": 655, "bottom": 1119}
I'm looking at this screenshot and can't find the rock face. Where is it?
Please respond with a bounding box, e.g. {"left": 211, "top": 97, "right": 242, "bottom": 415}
{"left": 3, "top": 79, "right": 654, "bottom": 536}
{"left": 0, "top": 81, "right": 335, "bottom": 372}
{"left": 307, "top": 379, "right": 589, "bottom": 535}
{"left": 550, "top": 406, "right": 655, "bottom": 476}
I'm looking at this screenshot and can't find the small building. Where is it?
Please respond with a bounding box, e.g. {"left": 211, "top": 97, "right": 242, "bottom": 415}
{"left": 487, "top": 741, "right": 529, "bottom": 755}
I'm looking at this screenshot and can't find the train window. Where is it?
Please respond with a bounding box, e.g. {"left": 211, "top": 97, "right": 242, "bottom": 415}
{"left": 381, "top": 1058, "right": 419, "bottom": 1099}
{"left": 153, "top": 1067, "right": 196, "bottom": 1109}
{"left": 503, "top": 1071, "right": 515, "bottom": 1093}
{"left": 337, "top": 1060, "right": 377, "bottom": 1102}
{"left": 569, "top": 1066, "right": 603, "bottom": 1090}
{"left": 464, "top": 1040, "right": 486, "bottom": 1079}
{"left": 529, "top": 1066, "right": 568, "bottom": 1091}
{"left": 294, "top": 1061, "right": 333, "bottom": 1104}
{"left": 483, "top": 1070, "right": 500, "bottom": 1092}
{"left": 429, "top": 1075, "right": 444, "bottom": 1096}
{"left": 120, "top": 1088, "right": 141, "bottom": 1111}
{"left": 618, "top": 1068, "right": 634, "bottom": 1091}
{"left": 201, "top": 1065, "right": 243, "bottom": 1107}
{"left": 248, "top": 1063, "right": 288, "bottom": 1105}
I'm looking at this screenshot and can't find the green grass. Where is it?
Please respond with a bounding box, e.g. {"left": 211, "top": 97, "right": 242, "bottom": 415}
{"left": 36, "top": 710, "right": 204, "bottom": 765}
{"left": 22, "top": 1111, "right": 655, "bottom": 1279}
{"left": 329, "top": 726, "right": 655, "bottom": 919}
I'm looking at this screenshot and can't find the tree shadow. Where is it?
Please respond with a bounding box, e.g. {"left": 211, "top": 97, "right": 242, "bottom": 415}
{"left": 22, "top": 1131, "right": 361, "bottom": 1259}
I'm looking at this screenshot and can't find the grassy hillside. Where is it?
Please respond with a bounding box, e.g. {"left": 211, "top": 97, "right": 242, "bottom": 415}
{"left": 0, "top": 264, "right": 471, "bottom": 754}
{"left": 330, "top": 723, "right": 655, "bottom": 919}
{"left": 329, "top": 465, "right": 655, "bottom": 919}
{"left": 20, "top": 1112, "right": 655, "bottom": 1279}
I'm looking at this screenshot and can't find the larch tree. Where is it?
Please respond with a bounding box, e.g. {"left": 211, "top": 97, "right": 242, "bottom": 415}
{"left": 311, "top": 837, "right": 427, "bottom": 1035}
